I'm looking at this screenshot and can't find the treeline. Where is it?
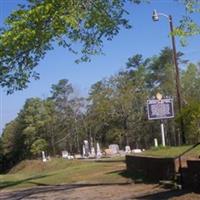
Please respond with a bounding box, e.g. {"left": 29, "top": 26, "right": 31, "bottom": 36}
{"left": 1, "top": 47, "right": 200, "bottom": 171}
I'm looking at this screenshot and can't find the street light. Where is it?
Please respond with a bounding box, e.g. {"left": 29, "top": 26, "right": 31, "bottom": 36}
{"left": 152, "top": 9, "right": 186, "bottom": 144}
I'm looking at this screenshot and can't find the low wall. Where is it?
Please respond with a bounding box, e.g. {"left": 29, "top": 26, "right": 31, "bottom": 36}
{"left": 126, "top": 155, "right": 176, "bottom": 181}
{"left": 182, "top": 160, "right": 200, "bottom": 189}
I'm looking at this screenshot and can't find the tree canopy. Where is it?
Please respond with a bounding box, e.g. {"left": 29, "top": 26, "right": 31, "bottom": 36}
{"left": 0, "top": 0, "right": 200, "bottom": 93}
{"left": 0, "top": 0, "right": 132, "bottom": 93}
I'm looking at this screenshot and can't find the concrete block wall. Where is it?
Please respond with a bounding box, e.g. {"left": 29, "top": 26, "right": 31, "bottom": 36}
{"left": 126, "top": 155, "right": 176, "bottom": 181}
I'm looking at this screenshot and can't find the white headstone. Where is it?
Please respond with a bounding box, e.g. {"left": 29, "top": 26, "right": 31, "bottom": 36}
{"left": 42, "top": 151, "right": 47, "bottom": 162}
{"left": 96, "top": 142, "right": 102, "bottom": 158}
{"left": 125, "top": 145, "right": 131, "bottom": 154}
{"left": 67, "top": 155, "right": 74, "bottom": 159}
{"left": 91, "top": 147, "right": 96, "bottom": 157}
{"left": 154, "top": 138, "right": 158, "bottom": 147}
{"left": 109, "top": 144, "right": 119, "bottom": 154}
{"left": 82, "top": 145, "right": 86, "bottom": 157}
{"left": 132, "top": 149, "right": 142, "bottom": 153}
{"left": 75, "top": 154, "right": 82, "bottom": 159}
{"left": 83, "top": 140, "right": 90, "bottom": 157}
{"left": 62, "top": 151, "right": 68, "bottom": 159}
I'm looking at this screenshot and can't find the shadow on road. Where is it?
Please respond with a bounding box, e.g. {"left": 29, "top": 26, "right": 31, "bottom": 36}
{"left": 95, "top": 159, "right": 125, "bottom": 163}
{"left": 0, "top": 182, "right": 132, "bottom": 200}
{"left": 107, "top": 169, "right": 158, "bottom": 184}
{"left": 0, "top": 174, "right": 52, "bottom": 190}
{"left": 133, "top": 189, "right": 190, "bottom": 200}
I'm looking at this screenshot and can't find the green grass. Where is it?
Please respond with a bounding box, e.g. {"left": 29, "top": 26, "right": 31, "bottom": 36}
{"left": 2, "top": 145, "right": 200, "bottom": 191}
{"left": 0, "top": 157, "right": 127, "bottom": 191}
{"left": 140, "top": 145, "right": 200, "bottom": 158}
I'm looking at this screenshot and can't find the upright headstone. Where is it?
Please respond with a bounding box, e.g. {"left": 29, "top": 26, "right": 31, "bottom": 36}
{"left": 62, "top": 150, "right": 68, "bottom": 159}
{"left": 83, "top": 140, "right": 90, "bottom": 157}
{"left": 91, "top": 147, "right": 96, "bottom": 157}
{"left": 125, "top": 145, "right": 131, "bottom": 154}
{"left": 154, "top": 138, "right": 158, "bottom": 147}
{"left": 109, "top": 144, "right": 119, "bottom": 154}
{"left": 42, "top": 151, "right": 47, "bottom": 162}
{"left": 96, "top": 142, "right": 102, "bottom": 158}
{"left": 82, "top": 145, "right": 86, "bottom": 157}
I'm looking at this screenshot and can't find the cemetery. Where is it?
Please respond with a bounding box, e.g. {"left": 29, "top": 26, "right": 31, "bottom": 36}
{"left": 39, "top": 136, "right": 200, "bottom": 191}
{"left": 1, "top": 0, "right": 200, "bottom": 199}
{"left": 39, "top": 134, "right": 200, "bottom": 191}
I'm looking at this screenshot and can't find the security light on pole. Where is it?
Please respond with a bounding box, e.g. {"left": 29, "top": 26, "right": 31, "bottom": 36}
{"left": 152, "top": 9, "right": 185, "bottom": 144}
{"left": 152, "top": 9, "right": 159, "bottom": 21}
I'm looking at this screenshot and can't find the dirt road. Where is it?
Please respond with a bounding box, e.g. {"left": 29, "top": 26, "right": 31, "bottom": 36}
{"left": 0, "top": 183, "right": 200, "bottom": 200}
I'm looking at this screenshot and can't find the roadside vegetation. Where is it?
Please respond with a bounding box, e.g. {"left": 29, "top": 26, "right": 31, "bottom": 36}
{"left": 141, "top": 145, "right": 200, "bottom": 158}
{"left": 0, "top": 157, "right": 127, "bottom": 190}
{"left": 1, "top": 144, "right": 200, "bottom": 191}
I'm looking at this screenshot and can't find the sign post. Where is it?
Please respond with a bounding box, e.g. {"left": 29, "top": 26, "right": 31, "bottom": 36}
{"left": 147, "top": 93, "right": 174, "bottom": 146}
{"left": 160, "top": 121, "right": 165, "bottom": 146}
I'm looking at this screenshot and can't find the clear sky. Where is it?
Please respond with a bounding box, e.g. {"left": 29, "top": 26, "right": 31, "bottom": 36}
{"left": 0, "top": 0, "right": 200, "bottom": 133}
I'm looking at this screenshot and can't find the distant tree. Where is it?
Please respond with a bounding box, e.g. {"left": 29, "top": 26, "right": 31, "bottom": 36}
{"left": 18, "top": 98, "right": 48, "bottom": 155}
{"left": 181, "top": 63, "right": 200, "bottom": 103}
{"left": 50, "top": 79, "right": 85, "bottom": 153}
{"left": 1, "top": 119, "right": 25, "bottom": 168}
{"left": 87, "top": 80, "right": 113, "bottom": 146}
{"left": 30, "top": 138, "right": 48, "bottom": 157}
{"left": 41, "top": 99, "right": 57, "bottom": 156}
{"left": 177, "top": 101, "right": 200, "bottom": 144}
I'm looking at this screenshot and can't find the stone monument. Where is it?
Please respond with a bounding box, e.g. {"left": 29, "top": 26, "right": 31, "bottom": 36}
{"left": 96, "top": 142, "right": 102, "bottom": 158}
{"left": 42, "top": 151, "right": 47, "bottom": 162}
{"left": 125, "top": 145, "right": 131, "bottom": 154}
{"left": 109, "top": 144, "right": 119, "bottom": 154}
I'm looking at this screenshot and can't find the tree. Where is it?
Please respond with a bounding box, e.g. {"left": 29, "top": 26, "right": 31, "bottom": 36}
{"left": 0, "top": 0, "right": 131, "bottom": 93}
{"left": 87, "top": 80, "right": 113, "bottom": 146}
{"left": 1, "top": 119, "right": 25, "bottom": 169}
{"left": 181, "top": 63, "right": 200, "bottom": 103}
{"left": 40, "top": 99, "right": 57, "bottom": 155}
{"left": 15, "top": 97, "right": 56, "bottom": 157}
{"left": 50, "top": 79, "right": 85, "bottom": 153}
{"left": 30, "top": 138, "right": 48, "bottom": 157}
{"left": 174, "top": 0, "right": 200, "bottom": 42}
{"left": 1, "top": 0, "right": 198, "bottom": 93}
{"left": 177, "top": 101, "right": 200, "bottom": 144}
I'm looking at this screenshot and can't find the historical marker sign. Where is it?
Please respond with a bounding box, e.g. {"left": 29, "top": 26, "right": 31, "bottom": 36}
{"left": 147, "top": 98, "right": 174, "bottom": 120}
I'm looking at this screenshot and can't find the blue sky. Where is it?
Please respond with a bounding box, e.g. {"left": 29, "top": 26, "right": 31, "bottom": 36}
{"left": 0, "top": 0, "right": 200, "bottom": 133}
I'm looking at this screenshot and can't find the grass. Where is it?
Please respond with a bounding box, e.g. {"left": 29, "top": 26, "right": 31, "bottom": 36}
{"left": 139, "top": 145, "right": 200, "bottom": 158}
{"left": 1, "top": 145, "right": 200, "bottom": 191}
{"left": 0, "top": 157, "right": 127, "bottom": 190}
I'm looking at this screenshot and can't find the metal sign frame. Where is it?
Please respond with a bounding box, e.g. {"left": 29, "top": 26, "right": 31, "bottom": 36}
{"left": 147, "top": 98, "right": 174, "bottom": 120}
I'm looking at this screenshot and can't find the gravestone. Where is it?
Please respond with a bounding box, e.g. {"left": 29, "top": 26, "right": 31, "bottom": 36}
{"left": 132, "top": 149, "right": 142, "bottom": 153}
{"left": 83, "top": 140, "right": 90, "bottom": 157}
{"left": 105, "top": 148, "right": 113, "bottom": 156}
{"left": 82, "top": 145, "right": 86, "bottom": 157}
{"left": 96, "top": 142, "right": 102, "bottom": 158}
{"left": 109, "top": 144, "right": 119, "bottom": 154}
{"left": 125, "top": 145, "right": 131, "bottom": 154}
{"left": 62, "top": 151, "right": 68, "bottom": 159}
{"left": 42, "top": 151, "right": 47, "bottom": 162}
{"left": 154, "top": 138, "right": 158, "bottom": 147}
{"left": 75, "top": 154, "right": 82, "bottom": 159}
{"left": 91, "top": 147, "right": 96, "bottom": 157}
